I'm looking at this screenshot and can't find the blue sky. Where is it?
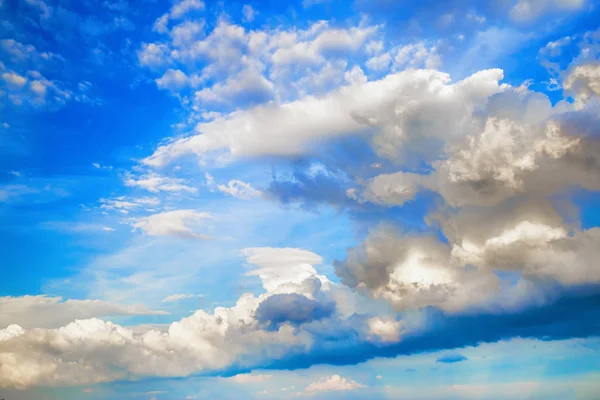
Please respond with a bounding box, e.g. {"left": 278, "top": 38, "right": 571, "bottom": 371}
{"left": 1, "top": 0, "right": 600, "bottom": 399}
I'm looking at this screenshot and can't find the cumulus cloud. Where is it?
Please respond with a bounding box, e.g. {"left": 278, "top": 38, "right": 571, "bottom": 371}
{"left": 242, "top": 247, "right": 326, "bottom": 293}
{"left": 143, "top": 69, "right": 505, "bottom": 167}
{"left": 136, "top": 18, "right": 383, "bottom": 124}
{"left": 256, "top": 293, "right": 335, "bottom": 327}
{"left": 2, "top": 71, "right": 27, "bottom": 87}
{"left": 334, "top": 225, "right": 499, "bottom": 313}
{"left": 367, "top": 317, "right": 403, "bottom": 343}
{"left": 563, "top": 62, "right": 600, "bottom": 108}
{"left": 131, "top": 209, "right": 213, "bottom": 239}
{"left": 0, "top": 247, "right": 336, "bottom": 389}
{"left": 301, "top": 375, "right": 366, "bottom": 396}
{"left": 156, "top": 69, "right": 188, "bottom": 91}
{"left": 170, "top": 0, "right": 204, "bottom": 19}
{"left": 138, "top": 43, "right": 170, "bottom": 67}
{"left": 194, "top": 67, "right": 274, "bottom": 105}
{"left": 0, "top": 305, "right": 310, "bottom": 389}
{"left": 1, "top": 243, "right": 599, "bottom": 390}
{"left": 350, "top": 83, "right": 600, "bottom": 209}
{"left": 152, "top": 0, "right": 205, "bottom": 34}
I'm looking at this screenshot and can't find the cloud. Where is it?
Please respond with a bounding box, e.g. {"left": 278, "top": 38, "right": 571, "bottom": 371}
{"left": 228, "top": 373, "right": 273, "bottom": 383}
{"left": 0, "top": 295, "right": 167, "bottom": 329}
{"left": 205, "top": 173, "right": 262, "bottom": 199}
{"left": 436, "top": 353, "right": 468, "bottom": 363}
{"left": 301, "top": 375, "right": 365, "bottom": 396}
{"left": 1, "top": 66, "right": 92, "bottom": 108}
{"left": 143, "top": 68, "right": 504, "bottom": 167}
{"left": 242, "top": 247, "right": 325, "bottom": 292}
{"left": 367, "top": 317, "right": 403, "bottom": 343}
{"left": 2, "top": 71, "right": 27, "bottom": 87}
{"left": 170, "top": 21, "right": 206, "bottom": 47}
{"left": 563, "top": 62, "right": 600, "bottom": 108}
{"left": 138, "top": 43, "right": 170, "bottom": 68}
{"left": 195, "top": 68, "right": 275, "bottom": 106}
{"left": 131, "top": 209, "right": 213, "bottom": 239}
{"left": 156, "top": 69, "right": 188, "bottom": 91}
{"left": 151, "top": 0, "right": 205, "bottom": 34}
{"left": 100, "top": 196, "right": 159, "bottom": 213}
{"left": 0, "top": 291, "right": 313, "bottom": 389}
{"left": 1, "top": 39, "right": 36, "bottom": 61}
{"left": 256, "top": 293, "right": 335, "bottom": 327}
{"left": 509, "top": 0, "right": 586, "bottom": 22}
{"left": 170, "top": 0, "right": 204, "bottom": 19}
{"left": 334, "top": 225, "right": 499, "bottom": 313}
{"left": 242, "top": 4, "right": 257, "bottom": 23}
{"left": 2, "top": 261, "right": 599, "bottom": 389}
{"left": 0, "top": 184, "right": 39, "bottom": 202}
{"left": 124, "top": 171, "right": 197, "bottom": 193}
{"left": 7, "top": 2, "right": 600, "bottom": 394}
{"left": 136, "top": 18, "right": 382, "bottom": 124}
{"left": 162, "top": 294, "right": 201, "bottom": 303}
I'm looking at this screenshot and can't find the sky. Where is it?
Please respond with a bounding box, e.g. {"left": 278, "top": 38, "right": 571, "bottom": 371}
{"left": 1, "top": 0, "right": 600, "bottom": 399}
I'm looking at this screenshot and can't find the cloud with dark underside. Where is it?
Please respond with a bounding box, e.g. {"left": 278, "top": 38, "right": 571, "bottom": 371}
{"left": 436, "top": 353, "right": 468, "bottom": 363}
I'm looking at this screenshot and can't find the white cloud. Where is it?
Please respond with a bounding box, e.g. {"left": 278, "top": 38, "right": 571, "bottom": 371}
{"left": 138, "top": 19, "right": 381, "bottom": 111}
{"left": 162, "top": 294, "right": 201, "bottom": 303}
{"left": 156, "top": 69, "right": 188, "bottom": 91}
{"left": 0, "top": 295, "right": 167, "bottom": 329}
{"left": 0, "top": 294, "right": 312, "bottom": 389}
{"left": 151, "top": 0, "right": 205, "bottom": 35}
{"left": 2, "top": 71, "right": 27, "bottom": 87}
{"left": 138, "top": 43, "right": 170, "bottom": 68}
{"left": 144, "top": 68, "right": 505, "bottom": 167}
{"left": 366, "top": 52, "right": 391, "bottom": 71}
{"left": 393, "top": 41, "right": 441, "bottom": 70}
{"left": 100, "top": 196, "right": 159, "bottom": 213}
{"left": 131, "top": 209, "right": 213, "bottom": 239}
{"left": 194, "top": 68, "right": 274, "bottom": 105}
{"left": 563, "top": 62, "right": 600, "bottom": 108}
{"left": 301, "top": 375, "right": 365, "bottom": 396}
{"left": 367, "top": 317, "right": 403, "bottom": 343}
{"left": 243, "top": 247, "right": 324, "bottom": 293}
{"left": 124, "top": 171, "right": 197, "bottom": 193}
{"left": 170, "top": 21, "right": 205, "bottom": 47}
{"left": 228, "top": 373, "right": 273, "bottom": 383}
{"left": 170, "top": 0, "right": 204, "bottom": 19}
{"left": 242, "top": 4, "right": 257, "bottom": 23}
{"left": 153, "top": 13, "right": 170, "bottom": 33}
{"left": 510, "top": 0, "right": 586, "bottom": 22}
{"left": 0, "top": 65, "right": 89, "bottom": 108}
{"left": 205, "top": 173, "right": 261, "bottom": 199}
{"left": 344, "top": 65, "right": 367, "bottom": 85}
{"left": 270, "top": 25, "right": 377, "bottom": 66}
{"left": 1, "top": 39, "right": 36, "bottom": 61}
{"left": 335, "top": 225, "right": 499, "bottom": 313}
